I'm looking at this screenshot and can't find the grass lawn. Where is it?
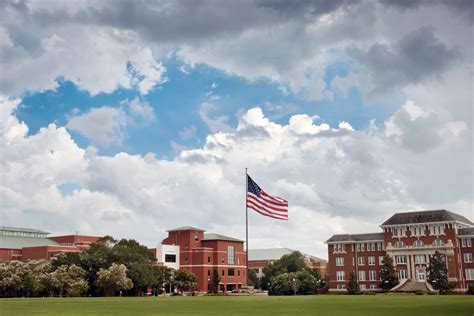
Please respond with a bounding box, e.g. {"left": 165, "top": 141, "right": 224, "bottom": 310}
{"left": 0, "top": 295, "right": 472, "bottom": 316}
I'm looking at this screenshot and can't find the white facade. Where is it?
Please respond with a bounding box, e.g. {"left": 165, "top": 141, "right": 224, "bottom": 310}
{"left": 156, "top": 243, "right": 180, "bottom": 270}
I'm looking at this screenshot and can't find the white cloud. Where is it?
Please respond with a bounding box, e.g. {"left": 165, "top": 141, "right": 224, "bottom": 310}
{"left": 129, "top": 48, "right": 167, "bottom": 95}
{"left": 124, "top": 97, "right": 155, "bottom": 120}
{"left": 66, "top": 106, "right": 128, "bottom": 146}
{"left": 179, "top": 125, "right": 197, "bottom": 141}
{"left": 1, "top": 97, "right": 471, "bottom": 258}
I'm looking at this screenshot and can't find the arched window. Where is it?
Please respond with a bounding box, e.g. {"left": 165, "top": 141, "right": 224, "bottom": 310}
{"left": 432, "top": 239, "right": 444, "bottom": 246}
{"left": 395, "top": 241, "right": 405, "bottom": 248}
{"left": 413, "top": 240, "right": 424, "bottom": 247}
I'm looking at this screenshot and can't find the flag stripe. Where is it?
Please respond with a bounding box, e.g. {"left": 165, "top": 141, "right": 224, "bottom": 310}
{"left": 260, "top": 190, "right": 288, "bottom": 203}
{"left": 247, "top": 205, "right": 288, "bottom": 220}
{"left": 247, "top": 194, "right": 288, "bottom": 213}
{"left": 247, "top": 199, "right": 288, "bottom": 217}
{"left": 258, "top": 191, "right": 288, "bottom": 207}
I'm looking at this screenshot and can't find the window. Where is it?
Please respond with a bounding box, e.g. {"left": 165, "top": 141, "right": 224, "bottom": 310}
{"left": 358, "top": 257, "right": 365, "bottom": 266}
{"left": 432, "top": 225, "right": 444, "bottom": 235}
{"left": 228, "top": 246, "right": 235, "bottom": 264}
{"left": 165, "top": 254, "right": 176, "bottom": 263}
{"left": 411, "top": 226, "right": 425, "bottom": 237}
{"left": 337, "top": 284, "right": 345, "bottom": 289}
{"left": 361, "top": 244, "right": 365, "bottom": 251}
{"left": 228, "top": 268, "right": 235, "bottom": 276}
{"left": 222, "top": 270, "right": 225, "bottom": 276}
{"left": 395, "top": 241, "right": 405, "bottom": 248}
{"left": 358, "top": 270, "right": 366, "bottom": 281}
{"left": 336, "top": 257, "right": 344, "bottom": 266}
{"left": 368, "top": 256, "right": 375, "bottom": 265}
{"left": 377, "top": 243, "right": 382, "bottom": 251}
{"left": 461, "top": 238, "right": 472, "bottom": 248}
{"left": 395, "top": 256, "right": 406, "bottom": 264}
{"left": 208, "top": 256, "right": 211, "bottom": 263}
{"left": 356, "top": 244, "right": 360, "bottom": 252}
{"left": 222, "top": 257, "right": 225, "bottom": 264}
{"left": 360, "top": 284, "right": 366, "bottom": 290}
{"left": 369, "top": 270, "right": 376, "bottom": 281}
{"left": 370, "top": 284, "right": 377, "bottom": 289}
{"left": 393, "top": 227, "right": 405, "bottom": 237}
{"left": 208, "top": 270, "right": 210, "bottom": 276}
{"left": 371, "top": 243, "right": 376, "bottom": 251}
{"left": 432, "top": 239, "right": 444, "bottom": 246}
{"left": 379, "top": 256, "right": 385, "bottom": 265}
{"left": 194, "top": 232, "right": 199, "bottom": 241}
{"left": 464, "top": 253, "right": 473, "bottom": 263}
{"left": 413, "top": 240, "right": 424, "bottom": 248}
{"left": 335, "top": 244, "right": 345, "bottom": 253}
{"left": 237, "top": 258, "right": 240, "bottom": 265}
{"left": 336, "top": 271, "right": 345, "bottom": 281}
{"left": 185, "top": 243, "right": 188, "bottom": 250}
{"left": 184, "top": 257, "right": 188, "bottom": 264}
{"left": 238, "top": 270, "right": 240, "bottom": 276}
{"left": 415, "top": 255, "right": 425, "bottom": 264}
{"left": 465, "top": 268, "right": 474, "bottom": 280}
{"left": 398, "top": 269, "right": 408, "bottom": 280}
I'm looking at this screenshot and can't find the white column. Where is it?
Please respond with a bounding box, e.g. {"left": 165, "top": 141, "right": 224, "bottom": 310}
{"left": 411, "top": 254, "right": 416, "bottom": 280}
{"left": 407, "top": 254, "right": 411, "bottom": 280}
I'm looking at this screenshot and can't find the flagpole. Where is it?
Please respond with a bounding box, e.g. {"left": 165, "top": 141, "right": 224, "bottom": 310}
{"left": 245, "top": 168, "right": 249, "bottom": 287}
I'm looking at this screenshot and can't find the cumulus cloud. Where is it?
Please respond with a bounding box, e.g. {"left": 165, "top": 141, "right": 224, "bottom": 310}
{"left": 124, "top": 97, "right": 155, "bottom": 120}
{"left": 66, "top": 106, "right": 128, "bottom": 146}
{"left": 1, "top": 97, "right": 471, "bottom": 257}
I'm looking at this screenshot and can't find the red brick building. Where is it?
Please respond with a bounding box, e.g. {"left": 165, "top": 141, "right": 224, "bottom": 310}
{"left": 161, "top": 226, "right": 247, "bottom": 293}
{"left": 248, "top": 248, "right": 327, "bottom": 278}
{"left": 326, "top": 210, "right": 473, "bottom": 292}
{"left": 0, "top": 226, "right": 99, "bottom": 262}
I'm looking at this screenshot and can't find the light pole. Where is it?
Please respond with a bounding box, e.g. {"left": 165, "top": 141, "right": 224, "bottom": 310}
{"left": 292, "top": 278, "right": 297, "bottom": 296}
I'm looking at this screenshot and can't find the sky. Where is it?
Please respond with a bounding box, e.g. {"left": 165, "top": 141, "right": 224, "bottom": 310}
{"left": 0, "top": 0, "right": 472, "bottom": 259}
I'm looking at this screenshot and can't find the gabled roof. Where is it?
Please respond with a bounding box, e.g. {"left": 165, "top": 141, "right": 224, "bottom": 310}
{"left": 0, "top": 226, "right": 50, "bottom": 234}
{"left": 0, "top": 236, "right": 60, "bottom": 250}
{"left": 166, "top": 226, "right": 206, "bottom": 232}
{"left": 248, "top": 248, "right": 325, "bottom": 262}
{"left": 381, "top": 210, "right": 473, "bottom": 226}
{"left": 325, "top": 233, "right": 384, "bottom": 243}
{"left": 459, "top": 227, "right": 474, "bottom": 237}
{"left": 202, "top": 233, "right": 243, "bottom": 242}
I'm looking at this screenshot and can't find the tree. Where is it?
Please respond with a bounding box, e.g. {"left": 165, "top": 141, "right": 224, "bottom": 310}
{"left": 347, "top": 272, "right": 360, "bottom": 295}
{"left": 261, "top": 251, "right": 307, "bottom": 290}
{"left": 173, "top": 269, "right": 197, "bottom": 294}
{"left": 95, "top": 263, "right": 133, "bottom": 296}
{"left": 380, "top": 255, "right": 399, "bottom": 291}
{"left": 248, "top": 269, "right": 260, "bottom": 289}
{"left": 426, "top": 251, "right": 452, "bottom": 294}
{"left": 295, "top": 269, "right": 318, "bottom": 295}
{"left": 211, "top": 269, "right": 220, "bottom": 293}
{"left": 269, "top": 273, "right": 295, "bottom": 296}
{"left": 50, "top": 264, "right": 88, "bottom": 297}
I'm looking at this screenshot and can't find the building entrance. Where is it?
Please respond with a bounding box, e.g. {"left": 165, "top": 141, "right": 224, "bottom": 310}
{"left": 417, "top": 269, "right": 425, "bottom": 282}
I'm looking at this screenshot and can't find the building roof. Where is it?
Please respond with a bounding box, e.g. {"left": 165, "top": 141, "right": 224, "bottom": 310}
{"left": 166, "top": 226, "right": 206, "bottom": 232}
{"left": 0, "top": 236, "right": 60, "bottom": 250}
{"left": 381, "top": 210, "right": 473, "bottom": 226}
{"left": 248, "top": 248, "right": 325, "bottom": 262}
{"left": 325, "top": 232, "right": 384, "bottom": 243}
{"left": 202, "top": 233, "right": 243, "bottom": 242}
{"left": 459, "top": 227, "right": 474, "bottom": 237}
{"left": 0, "top": 226, "right": 50, "bottom": 234}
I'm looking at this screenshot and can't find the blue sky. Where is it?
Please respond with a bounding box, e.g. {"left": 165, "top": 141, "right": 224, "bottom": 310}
{"left": 17, "top": 57, "right": 392, "bottom": 158}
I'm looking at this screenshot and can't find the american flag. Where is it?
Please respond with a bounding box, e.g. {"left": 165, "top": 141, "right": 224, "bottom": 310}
{"left": 247, "top": 175, "right": 288, "bottom": 220}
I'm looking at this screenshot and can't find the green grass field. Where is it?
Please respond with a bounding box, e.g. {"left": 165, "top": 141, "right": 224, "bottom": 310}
{"left": 0, "top": 295, "right": 472, "bottom": 316}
